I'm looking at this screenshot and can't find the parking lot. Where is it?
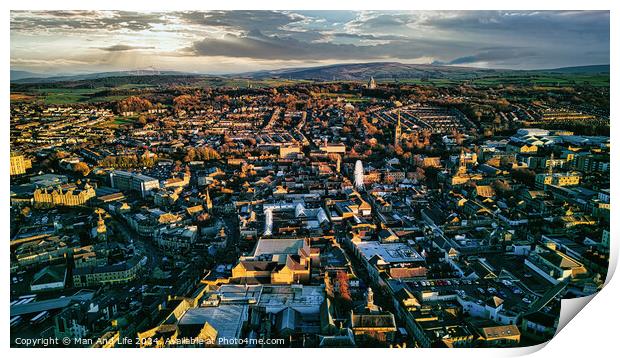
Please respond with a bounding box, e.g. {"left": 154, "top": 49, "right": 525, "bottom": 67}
{"left": 401, "top": 277, "right": 537, "bottom": 312}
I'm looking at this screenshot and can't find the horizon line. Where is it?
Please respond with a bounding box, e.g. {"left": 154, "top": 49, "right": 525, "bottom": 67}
{"left": 10, "top": 61, "right": 611, "bottom": 80}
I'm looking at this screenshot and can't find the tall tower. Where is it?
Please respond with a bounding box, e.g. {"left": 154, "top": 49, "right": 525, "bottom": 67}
{"left": 324, "top": 272, "right": 334, "bottom": 299}
{"left": 95, "top": 208, "right": 107, "bottom": 241}
{"left": 366, "top": 287, "right": 379, "bottom": 312}
{"left": 335, "top": 155, "right": 341, "bottom": 174}
{"left": 457, "top": 148, "right": 467, "bottom": 175}
{"left": 394, "top": 111, "right": 402, "bottom": 147}
{"left": 263, "top": 207, "right": 273, "bottom": 236}
{"left": 548, "top": 152, "right": 555, "bottom": 175}
{"left": 205, "top": 187, "right": 213, "bottom": 213}
{"left": 368, "top": 76, "right": 377, "bottom": 89}
{"left": 354, "top": 160, "right": 364, "bottom": 190}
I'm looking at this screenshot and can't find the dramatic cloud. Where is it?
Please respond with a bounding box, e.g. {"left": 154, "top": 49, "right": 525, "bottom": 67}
{"left": 10, "top": 10, "right": 610, "bottom": 73}
{"left": 421, "top": 10, "right": 609, "bottom": 40}
{"left": 11, "top": 11, "right": 170, "bottom": 32}
{"left": 98, "top": 44, "right": 156, "bottom": 52}
{"left": 444, "top": 47, "right": 537, "bottom": 66}
{"left": 178, "top": 10, "right": 305, "bottom": 34}
{"left": 188, "top": 29, "right": 471, "bottom": 62}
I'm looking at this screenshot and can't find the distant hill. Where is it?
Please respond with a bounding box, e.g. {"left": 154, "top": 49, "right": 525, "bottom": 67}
{"left": 235, "top": 62, "right": 610, "bottom": 81}
{"left": 10, "top": 70, "right": 55, "bottom": 81}
{"left": 11, "top": 75, "right": 207, "bottom": 91}
{"left": 11, "top": 70, "right": 201, "bottom": 84}
{"left": 533, "top": 64, "right": 609, "bottom": 74}
{"left": 234, "top": 62, "right": 510, "bottom": 81}
{"left": 11, "top": 62, "right": 609, "bottom": 86}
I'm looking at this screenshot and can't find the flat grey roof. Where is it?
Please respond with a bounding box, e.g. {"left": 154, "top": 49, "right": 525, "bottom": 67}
{"left": 179, "top": 305, "right": 247, "bottom": 341}
{"left": 10, "top": 290, "right": 95, "bottom": 316}
{"left": 355, "top": 241, "right": 425, "bottom": 264}
{"left": 252, "top": 238, "right": 304, "bottom": 257}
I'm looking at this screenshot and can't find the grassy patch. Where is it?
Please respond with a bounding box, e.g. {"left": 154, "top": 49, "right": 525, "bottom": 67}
{"left": 26, "top": 84, "right": 160, "bottom": 104}
{"left": 33, "top": 88, "right": 104, "bottom": 104}
{"left": 469, "top": 74, "right": 609, "bottom": 87}
{"left": 198, "top": 78, "right": 315, "bottom": 88}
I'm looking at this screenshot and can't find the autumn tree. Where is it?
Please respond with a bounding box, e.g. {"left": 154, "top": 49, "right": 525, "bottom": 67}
{"left": 492, "top": 179, "right": 513, "bottom": 196}
{"left": 50, "top": 151, "right": 69, "bottom": 161}
{"left": 512, "top": 168, "right": 536, "bottom": 186}
{"left": 72, "top": 162, "right": 91, "bottom": 177}
{"left": 184, "top": 146, "right": 220, "bottom": 162}
{"left": 414, "top": 167, "right": 426, "bottom": 181}
{"left": 173, "top": 94, "right": 200, "bottom": 113}
{"left": 116, "top": 96, "right": 152, "bottom": 113}
{"left": 337, "top": 270, "right": 351, "bottom": 302}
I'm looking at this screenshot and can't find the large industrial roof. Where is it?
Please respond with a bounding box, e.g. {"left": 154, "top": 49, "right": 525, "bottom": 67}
{"left": 252, "top": 238, "right": 304, "bottom": 257}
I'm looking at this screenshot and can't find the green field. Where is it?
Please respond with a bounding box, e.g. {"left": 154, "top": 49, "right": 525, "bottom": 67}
{"left": 197, "top": 78, "right": 315, "bottom": 88}
{"left": 29, "top": 84, "right": 158, "bottom": 104}
{"left": 468, "top": 74, "right": 609, "bottom": 87}
{"left": 378, "top": 74, "right": 609, "bottom": 88}
{"left": 32, "top": 88, "right": 104, "bottom": 104}
{"left": 380, "top": 78, "right": 460, "bottom": 87}
{"left": 14, "top": 72, "right": 609, "bottom": 105}
{"left": 112, "top": 117, "right": 136, "bottom": 125}
{"left": 25, "top": 79, "right": 314, "bottom": 104}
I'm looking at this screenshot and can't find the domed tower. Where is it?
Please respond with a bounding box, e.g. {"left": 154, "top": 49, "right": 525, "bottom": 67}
{"left": 457, "top": 148, "right": 467, "bottom": 175}
{"left": 366, "top": 287, "right": 379, "bottom": 313}
{"left": 95, "top": 208, "right": 107, "bottom": 241}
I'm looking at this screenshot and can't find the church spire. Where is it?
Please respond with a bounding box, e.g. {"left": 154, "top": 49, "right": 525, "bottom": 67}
{"left": 205, "top": 187, "right": 213, "bottom": 212}
{"left": 394, "top": 110, "right": 402, "bottom": 147}
{"left": 368, "top": 76, "right": 377, "bottom": 89}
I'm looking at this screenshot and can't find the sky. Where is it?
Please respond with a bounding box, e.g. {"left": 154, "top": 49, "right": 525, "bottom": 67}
{"left": 10, "top": 10, "right": 610, "bottom": 75}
